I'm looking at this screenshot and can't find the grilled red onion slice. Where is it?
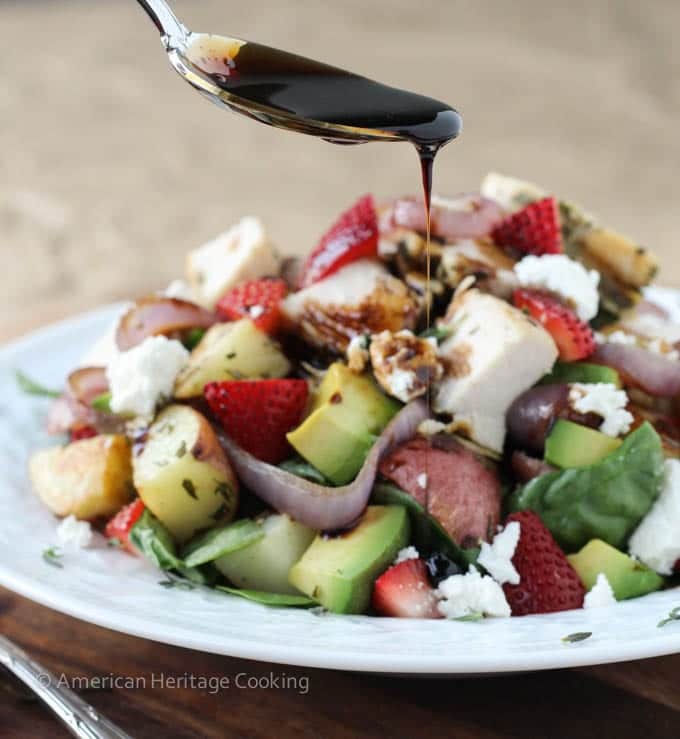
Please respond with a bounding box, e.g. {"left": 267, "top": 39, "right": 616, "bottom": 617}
{"left": 47, "top": 367, "right": 123, "bottom": 435}
{"left": 217, "top": 400, "right": 429, "bottom": 530}
{"left": 116, "top": 297, "right": 217, "bottom": 350}
{"left": 380, "top": 193, "right": 504, "bottom": 241}
{"left": 592, "top": 343, "right": 680, "bottom": 397}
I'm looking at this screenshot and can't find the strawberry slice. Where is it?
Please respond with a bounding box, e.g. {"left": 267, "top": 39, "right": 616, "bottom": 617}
{"left": 513, "top": 288, "right": 595, "bottom": 361}
{"left": 299, "top": 195, "right": 378, "bottom": 287}
{"left": 70, "top": 425, "right": 98, "bottom": 442}
{"left": 502, "top": 511, "right": 585, "bottom": 616}
{"left": 105, "top": 499, "right": 145, "bottom": 554}
{"left": 372, "top": 559, "right": 443, "bottom": 619}
{"left": 492, "top": 196, "right": 562, "bottom": 256}
{"left": 216, "top": 278, "right": 288, "bottom": 335}
{"left": 204, "top": 379, "right": 309, "bottom": 464}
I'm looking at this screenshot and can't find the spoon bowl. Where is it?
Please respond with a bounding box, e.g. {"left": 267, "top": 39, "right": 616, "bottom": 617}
{"left": 136, "top": 0, "right": 462, "bottom": 147}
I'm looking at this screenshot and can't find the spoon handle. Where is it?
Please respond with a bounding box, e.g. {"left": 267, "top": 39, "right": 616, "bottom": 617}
{"left": 0, "top": 635, "right": 133, "bottom": 739}
{"left": 136, "top": 0, "right": 186, "bottom": 43}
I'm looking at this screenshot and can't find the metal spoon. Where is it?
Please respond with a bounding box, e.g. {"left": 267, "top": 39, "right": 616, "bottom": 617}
{"left": 0, "top": 634, "right": 133, "bottom": 739}
{"left": 135, "top": 0, "right": 461, "bottom": 145}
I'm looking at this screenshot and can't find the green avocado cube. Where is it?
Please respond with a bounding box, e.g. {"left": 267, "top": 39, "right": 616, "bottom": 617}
{"left": 545, "top": 419, "right": 622, "bottom": 469}
{"left": 288, "top": 505, "right": 410, "bottom": 614}
{"left": 568, "top": 539, "right": 664, "bottom": 600}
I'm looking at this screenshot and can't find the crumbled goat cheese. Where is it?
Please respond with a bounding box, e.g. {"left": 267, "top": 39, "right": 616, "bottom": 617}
{"left": 629, "top": 459, "right": 680, "bottom": 574}
{"left": 394, "top": 546, "right": 420, "bottom": 564}
{"left": 477, "top": 521, "right": 521, "bottom": 585}
{"left": 583, "top": 573, "right": 617, "bottom": 609}
{"left": 162, "top": 279, "right": 195, "bottom": 302}
{"left": 382, "top": 367, "right": 418, "bottom": 402}
{"left": 514, "top": 254, "right": 600, "bottom": 321}
{"left": 606, "top": 330, "right": 638, "bottom": 346}
{"left": 416, "top": 473, "right": 428, "bottom": 489}
{"left": 417, "top": 420, "right": 449, "bottom": 437}
{"left": 437, "top": 566, "right": 511, "bottom": 619}
{"left": 106, "top": 335, "right": 189, "bottom": 417}
{"left": 248, "top": 305, "right": 265, "bottom": 319}
{"left": 56, "top": 515, "right": 93, "bottom": 549}
{"left": 569, "top": 383, "right": 633, "bottom": 438}
{"left": 346, "top": 334, "right": 370, "bottom": 373}
{"left": 646, "top": 337, "right": 680, "bottom": 361}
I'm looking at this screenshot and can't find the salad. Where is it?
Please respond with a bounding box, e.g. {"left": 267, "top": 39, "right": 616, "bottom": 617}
{"left": 25, "top": 173, "right": 680, "bottom": 620}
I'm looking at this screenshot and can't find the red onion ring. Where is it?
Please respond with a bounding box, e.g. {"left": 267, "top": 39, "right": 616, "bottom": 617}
{"left": 592, "top": 343, "right": 680, "bottom": 397}
{"left": 116, "top": 297, "right": 217, "bottom": 351}
{"left": 380, "top": 193, "right": 504, "bottom": 241}
{"left": 217, "top": 400, "right": 429, "bottom": 530}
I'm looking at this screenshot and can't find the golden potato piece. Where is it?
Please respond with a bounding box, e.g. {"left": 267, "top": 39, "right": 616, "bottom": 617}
{"left": 174, "top": 320, "right": 290, "bottom": 399}
{"left": 581, "top": 227, "right": 659, "bottom": 288}
{"left": 133, "top": 405, "right": 239, "bottom": 542}
{"left": 29, "top": 435, "right": 133, "bottom": 519}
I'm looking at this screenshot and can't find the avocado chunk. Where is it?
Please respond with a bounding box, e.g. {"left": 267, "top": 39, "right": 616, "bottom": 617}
{"left": 568, "top": 539, "right": 664, "bottom": 600}
{"left": 545, "top": 419, "right": 622, "bottom": 468}
{"left": 287, "top": 363, "right": 399, "bottom": 485}
{"left": 541, "top": 362, "right": 621, "bottom": 388}
{"left": 288, "top": 505, "right": 410, "bottom": 614}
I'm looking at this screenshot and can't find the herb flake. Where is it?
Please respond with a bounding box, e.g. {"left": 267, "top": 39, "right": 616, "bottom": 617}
{"left": 182, "top": 479, "right": 198, "bottom": 500}
{"left": 561, "top": 631, "right": 592, "bottom": 644}
{"left": 176, "top": 441, "right": 187, "bottom": 458}
{"left": 42, "top": 547, "right": 63, "bottom": 569}
{"left": 658, "top": 606, "right": 680, "bottom": 628}
{"left": 16, "top": 370, "right": 61, "bottom": 398}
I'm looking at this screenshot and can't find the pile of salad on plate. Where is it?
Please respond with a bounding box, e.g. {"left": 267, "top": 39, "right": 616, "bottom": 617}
{"left": 24, "top": 173, "right": 680, "bottom": 619}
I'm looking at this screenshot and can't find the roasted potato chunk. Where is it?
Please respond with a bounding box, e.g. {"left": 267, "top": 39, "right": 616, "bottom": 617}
{"left": 174, "top": 319, "right": 291, "bottom": 398}
{"left": 29, "top": 435, "right": 133, "bottom": 519}
{"left": 133, "top": 405, "right": 239, "bottom": 542}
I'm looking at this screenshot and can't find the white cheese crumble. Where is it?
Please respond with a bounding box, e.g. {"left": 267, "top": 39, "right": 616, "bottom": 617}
{"left": 417, "top": 419, "right": 449, "bottom": 437}
{"left": 646, "top": 338, "right": 680, "bottom": 361}
{"left": 394, "top": 546, "right": 420, "bottom": 565}
{"left": 477, "top": 521, "right": 521, "bottom": 585}
{"left": 382, "top": 367, "right": 418, "bottom": 403}
{"left": 606, "top": 330, "right": 638, "bottom": 346}
{"left": 583, "top": 573, "right": 617, "bottom": 609}
{"left": 629, "top": 459, "right": 680, "bottom": 575}
{"left": 514, "top": 254, "right": 600, "bottom": 321}
{"left": 346, "top": 334, "right": 370, "bottom": 373}
{"left": 56, "top": 515, "right": 93, "bottom": 549}
{"left": 436, "top": 566, "right": 511, "bottom": 619}
{"left": 162, "top": 279, "right": 196, "bottom": 302}
{"left": 106, "top": 335, "right": 189, "bottom": 418}
{"left": 569, "top": 383, "right": 633, "bottom": 438}
{"left": 416, "top": 473, "right": 428, "bottom": 489}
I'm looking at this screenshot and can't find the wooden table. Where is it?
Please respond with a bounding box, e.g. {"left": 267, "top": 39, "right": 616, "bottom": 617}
{"left": 1, "top": 585, "right": 679, "bottom": 738}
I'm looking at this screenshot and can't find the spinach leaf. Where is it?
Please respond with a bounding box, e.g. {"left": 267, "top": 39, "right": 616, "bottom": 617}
{"left": 372, "top": 482, "right": 479, "bottom": 567}
{"left": 183, "top": 328, "right": 206, "bottom": 351}
{"left": 279, "top": 457, "right": 330, "bottom": 485}
{"left": 130, "top": 509, "right": 183, "bottom": 570}
{"left": 15, "top": 370, "right": 61, "bottom": 398}
{"left": 509, "top": 422, "right": 664, "bottom": 552}
{"left": 182, "top": 519, "right": 264, "bottom": 567}
{"left": 216, "top": 586, "right": 316, "bottom": 608}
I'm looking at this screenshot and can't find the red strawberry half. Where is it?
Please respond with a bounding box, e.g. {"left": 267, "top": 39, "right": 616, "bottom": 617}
{"left": 216, "top": 278, "right": 288, "bottom": 335}
{"left": 492, "top": 196, "right": 562, "bottom": 256}
{"left": 372, "top": 558, "right": 443, "bottom": 619}
{"left": 205, "top": 379, "right": 309, "bottom": 464}
{"left": 105, "top": 499, "right": 145, "bottom": 555}
{"left": 513, "top": 288, "right": 595, "bottom": 361}
{"left": 502, "top": 511, "right": 585, "bottom": 616}
{"left": 299, "top": 195, "right": 378, "bottom": 288}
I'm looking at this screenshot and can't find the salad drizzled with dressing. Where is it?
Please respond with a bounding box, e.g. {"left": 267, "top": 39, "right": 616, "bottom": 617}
{"left": 24, "top": 173, "right": 680, "bottom": 620}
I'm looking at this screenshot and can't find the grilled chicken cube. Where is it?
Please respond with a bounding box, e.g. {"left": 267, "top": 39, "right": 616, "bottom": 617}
{"left": 369, "top": 330, "right": 443, "bottom": 402}
{"left": 433, "top": 288, "right": 558, "bottom": 453}
{"left": 186, "top": 217, "right": 280, "bottom": 309}
{"left": 281, "top": 259, "right": 419, "bottom": 354}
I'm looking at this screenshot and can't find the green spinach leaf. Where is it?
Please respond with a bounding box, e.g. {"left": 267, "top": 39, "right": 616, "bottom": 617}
{"left": 279, "top": 457, "right": 331, "bottom": 485}
{"left": 216, "top": 586, "right": 316, "bottom": 608}
{"left": 15, "top": 370, "right": 61, "bottom": 398}
{"left": 509, "top": 422, "right": 664, "bottom": 552}
{"left": 182, "top": 519, "right": 264, "bottom": 567}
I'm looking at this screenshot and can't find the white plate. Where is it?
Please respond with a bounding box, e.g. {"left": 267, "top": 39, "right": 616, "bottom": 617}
{"left": 1, "top": 293, "right": 679, "bottom": 675}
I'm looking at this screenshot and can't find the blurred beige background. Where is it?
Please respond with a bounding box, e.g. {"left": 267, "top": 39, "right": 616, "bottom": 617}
{"left": 1, "top": 0, "right": 679, "bottom": 340}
